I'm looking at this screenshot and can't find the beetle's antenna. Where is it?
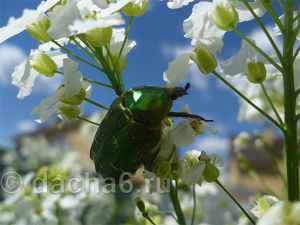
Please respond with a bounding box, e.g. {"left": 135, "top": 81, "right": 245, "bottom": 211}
{"left": 184, "top": 83, "right": 191, "bottom": 92}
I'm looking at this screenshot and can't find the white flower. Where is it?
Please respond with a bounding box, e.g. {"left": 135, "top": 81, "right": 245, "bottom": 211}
{"left": 109, "top": 28, "right": 137, "bottom": 57}
{"left": 234, "top": 0, "right": 266, "bottom": 22}
{"left": 100, "top": 0, "right": 132, "bottom": 17}
{"left": 0, "top": 0, "right": 60, "bottom": 44}
{"left": 69, "top": 13, "right": 124, "bottom": 35}
{"left": 163, "top": 53, "right": 192, "bottom": 87}
{"left": 257, "top": 201, "right": 300, "bottom": 225}
{"left": 32, "top": 59, "right": 90, "bottom": 122}
{"left": 63, "top": 58, "right": 83, "bottom": 98}
{"left": 11, "top": 49, "right": 67, "bottom": 99}
{"left": 48, "top": 0, "right": 82, "bottom": 39}
{"left": 167, "top": 0, "right": 195, "bottom": 9}
{"left": 195, "top": 182, "right": 218, "bottom": 197}
{"left": 183, "top": 2, "right": 225, "bottom": 51}
{"left": 251, "top": 195, "right": 279, "bottom": 219}
{"left": 48, "top": 0, "right": 125, "bottom": 39}
{"left": 32, "top": 88, "right": 64, "bottom": 122}
{"left": 180, "top": 150, "right": 205, "bottom": 185}
{"left": 221, "top": 40, "right": 265, "bottom": 77}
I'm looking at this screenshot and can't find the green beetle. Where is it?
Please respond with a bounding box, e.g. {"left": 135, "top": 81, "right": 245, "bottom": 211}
{"left": 90, "top": 84, "right": 210, "bottom": 180}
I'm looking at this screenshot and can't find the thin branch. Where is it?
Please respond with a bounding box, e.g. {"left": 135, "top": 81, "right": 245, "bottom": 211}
{"left": 71, "top": 37, "right": 103, "bottom": 66}
{"left": 233, "top": 29, "right": 283, "bottom": 73}
{"left": 84, "top": 98, "right": 109, "bottom": 110}
{"left": 169, "top": 181, "right": 186, "bottom": 225}
{"left": 215, "top": 180, "right": 256, "bottom": 225}
{"left": 240, "top": 0, "right": 283, "bottom": 61}
{"left": 260, "top": 83, "right": 285, "bottom": 126}
{"left": 296, "top": 88, "right": 300, "bottom": 98}
{"left": 191, "top": 185, "right": 197, "bottom": 225}
{"left": 293, "top": 45, "right": 300, "bottom": 61}
{"left": 83, "top": 77, "right": 113, "bottom": 89}
{"left": 118, "top": 16, "right": 135, "bottom": 60}
{"left": 143, "top": 214, "right": 158, "bottom": 225}
{"left": 52, "top": 40, "right": 104, "bottom": 72}
{"left": 213, "top": 71, "right": 284, "bottom": 131}
{"left": 77, "top": 116, "right": 100, "bottom": 126}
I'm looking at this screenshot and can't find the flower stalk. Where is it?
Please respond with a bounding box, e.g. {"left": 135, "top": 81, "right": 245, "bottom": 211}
{"left": 169, "top": 181, "right": 187, "bottom": 225}
{"left": 282, "top": 0, "right": 299, "bottom": 201}
{"left": 215, "top": 180, "right": 256, "bottom": 225}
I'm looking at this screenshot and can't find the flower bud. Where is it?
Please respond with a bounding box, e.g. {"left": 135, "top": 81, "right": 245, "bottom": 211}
{"left": 60, "top": 88, "right": 86, "bottom": 105}
{"left": 203, "top": 162, "right": 220, "bottom": 182}
{"left": 246, "top": 61, "right": 267, "bottom": 83}
{"left": 26, "top": 17, "right": 51, "bottom": 43}
{"left": 135, "top": 197, "right": 146, "bottom": 214}
{"left": 184, "top": 151, "right": 200, "bottom": 168}
{"left": 191, "top": 46, "right": 217, "bottom": 75}
{"left": 84, "top": 27, "right": 112, "bottom": 47}
{"left": 123, "top": 0, "right": 148, "bottom": 17}
{"left": 211, "top": 3, "right": 239, "bottom": 31}
{"left": 153, "top": 161, "right": 172, "bottom": 178}
{"left": 58, "top": 104, "right": 80, "bottom": 119}
{"left": 30, "top": 53, "right": 57, "bottom": 77}
{"left": 261, "top": 0, "right": 272, "bottom": 8}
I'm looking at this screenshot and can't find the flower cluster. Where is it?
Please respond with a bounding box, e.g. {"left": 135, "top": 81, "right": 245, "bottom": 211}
{"left": 0, "top": 0, "right": 144, "bottom": 122}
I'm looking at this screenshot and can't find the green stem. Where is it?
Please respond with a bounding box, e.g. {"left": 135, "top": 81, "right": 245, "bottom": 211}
{"left": 260, "top": 83, "right": 284, "bottom": 126}
{"left": 296, "top": 114, "right": 300, "bottom": 122}
{"left": 56, "top": 70, "right": 112, "bottom": 89}
{"left": 215, "top": 180, "right": 256, "bottom": 225}
{"left": 293, "top": 45, "right": 300, "bottom": 61}
{"left": 71, "top": 37, "right": 100, "bottom": 65}
{"left": 233, "top": 29, "right": 283, "bottom": 72}
{"left": 118, "top": 16, "right": 134, "bottom": 60}
{"left": 84, "top": 97, "right": 109, "bottom": 110}
{"left": 144, "top": 214, "right": 158, "bottom": 225}
{"left": 51, "top": 40, "right": 104, "bottom": 72}
{"left": 191, "top": 185, "right": 196, "bottom": 225}
{"left": 83, "top": 77, "right": 113, "bottom": 89}
{"left": 77, "top": 116, "right": 100, "bottom": 126}
{"left": 213, "top": 71, "right": 284, "bottom": 131}
{"left": 240, "top": 0, "right": 283, "bottom": 61}
{"left": 296, "top": 89, "right": 300, "bottom": 98}
{"left": 282, "top": 0, "right": 299, "bottom": 202}
{"left": 169, "top": 181, "right": 186, "bottom": 225}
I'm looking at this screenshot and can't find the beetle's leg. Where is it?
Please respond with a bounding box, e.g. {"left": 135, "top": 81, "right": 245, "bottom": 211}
{"left": 167, "top": 112, "right": 213, "bottom": 122}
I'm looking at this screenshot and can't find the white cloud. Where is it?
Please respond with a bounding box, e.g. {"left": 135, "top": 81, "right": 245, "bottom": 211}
{"left": 0, "top": 44, "right": 26, "bottom": 84}
{"left": 17, "top": 120, "right": 37, "bottom": 132}
{"left": 193, "top": 136, "right": 229, "bottom": 154}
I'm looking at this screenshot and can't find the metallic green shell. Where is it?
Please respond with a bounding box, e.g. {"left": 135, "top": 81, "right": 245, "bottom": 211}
{"left": 90, "top": 86, "right": 173, "bottom": 180}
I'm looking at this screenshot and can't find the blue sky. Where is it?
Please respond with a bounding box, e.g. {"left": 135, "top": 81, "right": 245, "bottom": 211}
{"left": 0, "top": 0, "right": 275, "bottom": 154}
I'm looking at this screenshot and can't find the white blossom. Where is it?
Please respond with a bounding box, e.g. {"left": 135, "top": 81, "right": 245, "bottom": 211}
{"left": 251, "top": 195, "right": 279, "bottom": 219}
{"left": 109, "top": 28, "right": 136, "bottom": 57}
{"left": 163, "top": 53, "right": 192, "bottom": 87}
{"left": 0, "top": 0, "right": 60, "bottom": 44}
{"left": 257, "top": 201, "right": 300, "bottom": 225}
{"left": 11, "top": 49, "right": 67, "bottom": 99}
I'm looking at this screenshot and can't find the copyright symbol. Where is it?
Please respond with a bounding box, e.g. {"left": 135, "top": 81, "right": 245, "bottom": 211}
{"left": 1, "top": 171, "right": 22, "bottom": 194}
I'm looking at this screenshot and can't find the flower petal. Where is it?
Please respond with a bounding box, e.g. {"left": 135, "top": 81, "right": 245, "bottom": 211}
{"left": 163, "top": 53, "right": 191, "bottom": 87}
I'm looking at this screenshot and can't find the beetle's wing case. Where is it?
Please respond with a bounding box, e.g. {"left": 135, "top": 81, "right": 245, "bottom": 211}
{"left": 90, "top": 94, "right": 164, "bottom": 180}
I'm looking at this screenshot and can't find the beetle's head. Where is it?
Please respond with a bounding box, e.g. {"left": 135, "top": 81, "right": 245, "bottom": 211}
{"left": 168, "top": 83, "right": 190, "bottom": 100}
